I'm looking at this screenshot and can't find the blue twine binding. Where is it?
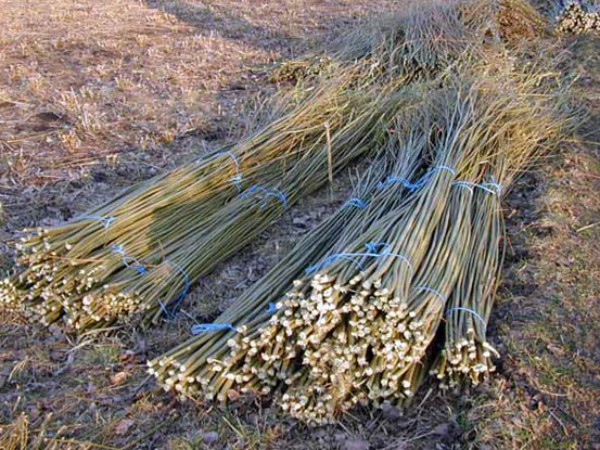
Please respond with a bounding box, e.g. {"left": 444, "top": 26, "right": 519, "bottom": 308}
{"left": 479, "top": 180, "right": 503, "bottom": 196}
{"left": 377, "top": 176, "right": 419, "bottom": 190}
{"left": 305, "top": 252, "right": 370, "bottom": 275}
{"left": 414, "top": 285, "right": 446, "bottom": 305}
{"left": 365, "top": 242, "right": 390, "bottom": 253}
{"left": 447, "top": 307, "right": 487, "bottom": 327}
{"left": 157, "top": 260, "right": 192, "bottom": 320}
{"left": 377, "top": 165, "right": 456, "bottom": 191}
{"left": 191, "top": 323, "right": 235, "bottom": 334}
{"left": 476, "top": 184, "right": 499, "bottom": 196}
{"left": 230, "top": 173, "right": 243, "bottom": 192}
{"left": 223, "top": 151, "right": 243, "bottom": 191}
{"left": 452, "top": 181, "right": 475, "bottom": 193}
{"left": 343, "top": 197, "right": 367, "bottom": 209}
{"left": 80, "top": 215, "right": 116, "bottom": 229}
{"left": 453, "top": 179, "right": 503, "bottom": 196}
{"left": 381, "top": 252, "right": 413, "bottom": 277}
{"left": 241, "top": 184, "right": 288, "bottom": 209}
{"left": 189, "top": 303, "right": 276, "bottom": 335}
{"left": 432, "top": 165, "right": 456, "bottom": 176}
{"left": 110, "top": 244, "right": 147, "bottom": 274}
{"left": 305, "top": 243, "right": 413, "bottom": 276}
{"left": 204, "top": 151, "right": 243, "bottom": 191}
{"left": 365, "top": 242, "right": 413, "bottom": 276}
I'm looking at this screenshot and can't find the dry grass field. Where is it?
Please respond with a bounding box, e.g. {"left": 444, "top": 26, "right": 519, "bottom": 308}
{"left": 0, "top": 0, "right": 599, "bottom": 449}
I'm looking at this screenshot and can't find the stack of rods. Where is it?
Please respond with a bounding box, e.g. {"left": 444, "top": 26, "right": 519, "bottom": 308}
{"left": 71, "top": 85, "right": 417, "bottom": 331}
{"left": 555, "top": 0, "right": 600, "bottom": 34}
{"left": 271, "top": 0, "right": 474, "bottom": 84}
{"left": 0, "top": 0, "right": 571, "bottom": 425}
{"left": 149, "top": 63, "right": 567, "bottom": 423}
{"left": 430, "top": 183, "right": 503, "bottom": 389}
{"left": 0, "top": 0, "right": 531, "bottom": 331}
{"left": 1, "top": 75, "right": 415, "bottom": 330}
{"left": 271, "top": 0, "right": 545, "bottom": 84}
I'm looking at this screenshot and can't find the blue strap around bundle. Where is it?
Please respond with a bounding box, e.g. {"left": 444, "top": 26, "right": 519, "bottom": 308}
{"left": 305, "top": 242, "right": 413, "bottom": 276}
{"left": 109, "top": 244, "right": 147, "bottom": 274}
{"left": 191, "top": 323, "right": 235, "bottom": 334}
{"left": 80, "top": 215, "right": 116, "bottom": 229}
{"left": 343, "top": 197, "right": 367, "bottom": 209}
{"left": 241, "top": 184, "right": 288, "bottom": 209}
{"left": 447, "top": 307, "right": 487, "bottom": 327}
{"left": 377, "top": 165, "right": 456, "bottom": 191}
{"left": 414, "top": 285, "right": 446, "bottom": 305}
{"left": 157, "top": 260, "right": 192, "bottom": 320}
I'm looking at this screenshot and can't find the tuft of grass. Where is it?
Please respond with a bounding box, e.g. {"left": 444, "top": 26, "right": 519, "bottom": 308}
{"left": 0, "top": 413, "right": 29, "bottom": 450}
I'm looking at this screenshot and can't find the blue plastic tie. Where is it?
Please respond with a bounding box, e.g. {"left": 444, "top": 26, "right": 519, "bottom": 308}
{"left": 110, "top": 244, "right": 147, "bottom": 274}
{"left": 365, "top": 242, "right": 413, "bottom": 276}
{"left": 80, "top": 215, "right": 116, "bottom": 229}
{"left": 479, "top": 180, "right": 503, "bottom": 196}
{"left": 344, "top": 197, "right": 367, "bottom": 209}
{"left": 230, "top": 174, "right": 243, "bottom": 192}
{"left": 447, "top": 307, "right": 487, "bottom": 327}
{"left": 365, "top": 242, "right": 390, "bottom": 253}
{"left": 453, "top": 179, "right": 502, "bottom": 196}
{"left": 220, "top": 151, "right": 240, "bottom": 171}
{"left": 263, "top": 189, "right": 287, "bottom": 208}
{"left": 157, "top": 260, "right": 192, "bottom": 320}
{"left": 377, "top": 176, "right": 419, "bottom": 190}
{"left": 228, "top": 159, "right": 243, "bottom": 190}
{"left": 432, "top": 165, "right": 456, "bottom": 176}
{"left": 414, "top": 285, "right": 446, "bottom": 305}
{"left": 241, "top": 184, "right": 287, "bottom": 209}
{"left": 267, "top": 302, "right": 277, "bottom": 314}
{"left": 306, "top": 243, "right": 413, "bottom": 276}
{"left": 206, "top": 151, "right": 243, "bottom": 190}
{"left": 383, "top": 252, "right": 414, "bottom": 277}
{"left": 452, "top": 181, "right": 475, "bottom": 193}
{"left": 487, "top": 181, "right": 503, "bottom": 193}
{"left": 240, "top": 184, "right": 259, "bottom": 197}
{"left": 477, "top": 184, "right": 499, "bottom": 196}
{"left": 191, "top": 323, "right": 235, "bottom": 334}
{"left": 305, "top": 252, "right": 371, "bottom": 275}
{"left": 377, "top": 165, "right": 456, "bottom": 191}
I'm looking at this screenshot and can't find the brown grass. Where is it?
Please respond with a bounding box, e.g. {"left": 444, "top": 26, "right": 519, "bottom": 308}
{"left": 0, "top": 0, "right": 392, "bottom": 228}
{"left": 0, "top": 413, "right": 28, "bottom": 450}
{"left": 468, "top": 34, "right": 600, "bottom": 449}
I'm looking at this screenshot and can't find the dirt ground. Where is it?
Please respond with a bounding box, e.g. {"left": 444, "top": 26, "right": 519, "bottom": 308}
{"left": 0, "top": 1, "right": 599, "bottom": 449}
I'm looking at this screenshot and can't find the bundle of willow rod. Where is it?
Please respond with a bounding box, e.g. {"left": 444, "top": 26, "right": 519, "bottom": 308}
{"left": 430, "top": 184, "right": 502, "bottom": 388}
{"left": 148, "top": 91, "right": 481, "bottom": 422}
{"left": 69, "top": 86, "right": 418, "bottom": 331}
{"left": 1, "top": 0, "right": 550, "bottom": 335}
{"left": 1, "top": 0, "right": 499, "bottom": 331}
{"left": 271, "top": 0, "right": 545, "bottom": 85}
{"left": 0, "top": 71, "right": 365, "bottom": 319}
{"left": 150, "top": 64, "right": 568, "bottom": 423}
{"left": 2, "top": 74, "right": 424, "bottom": 331}
{"left": 555, "top": 0, "right": 600, "bottom": 34}
{"left": 430, "top": 75, "right": 569, "bottom": 389}
{"left": 148, "top": 115, "right": 428, "bottom": 415}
